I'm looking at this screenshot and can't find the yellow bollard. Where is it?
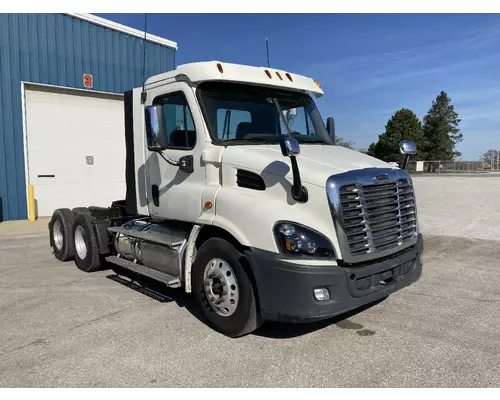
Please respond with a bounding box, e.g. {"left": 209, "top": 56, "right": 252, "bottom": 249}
{"left": 28, "top": 185, "right": 36, "bottom": 222}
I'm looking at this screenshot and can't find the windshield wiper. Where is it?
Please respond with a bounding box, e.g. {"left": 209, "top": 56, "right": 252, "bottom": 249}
{"left": 271, "top": 98, "right": 293, "bottom": 138}
{"left": 240, "top": 137, "right": 278, "bottom": 144}
{"left": 302, "top": 140, "right": 331, "bottom": 145}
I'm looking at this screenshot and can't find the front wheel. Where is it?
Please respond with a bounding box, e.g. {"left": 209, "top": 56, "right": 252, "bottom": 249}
{"left": 192, "top": 238, "right": 263, "bottom": 338}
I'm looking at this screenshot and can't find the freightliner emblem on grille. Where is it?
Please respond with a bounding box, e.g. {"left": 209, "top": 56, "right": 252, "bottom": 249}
{"left": 373, "top": 174, "right": 391, "bottom": 184}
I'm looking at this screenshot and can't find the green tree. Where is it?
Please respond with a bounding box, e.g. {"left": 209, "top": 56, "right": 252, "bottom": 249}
{"left": 422, "top": 91, "right": 462, "bottom": 162}
{"left": 367, "top": 108, "right": 426, "bottom": 162}
{"left": 367, "top": 142, "right": 378, "bottom": 158}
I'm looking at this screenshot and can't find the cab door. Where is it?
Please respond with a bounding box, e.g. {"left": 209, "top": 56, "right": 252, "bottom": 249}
{"left": 145, "top": 82, "right": 205, "bottom": 223}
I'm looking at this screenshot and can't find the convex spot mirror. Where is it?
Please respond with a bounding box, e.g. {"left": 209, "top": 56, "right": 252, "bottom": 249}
{"left": 280, "top": 137, "right": 301, "bottom": 157}
{"left": 399, "top": 140, "right": 417, "bottom": 155}
{"left": 145, "top": 105, "right": 169, "bottom": 152}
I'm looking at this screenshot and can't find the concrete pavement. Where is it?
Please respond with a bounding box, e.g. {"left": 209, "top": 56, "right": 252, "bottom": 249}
{"left": 0, "top": 217, "right": 49, "bottom": 237}
{"left": 1, "top": 175, "right": 499, "bottom": 387}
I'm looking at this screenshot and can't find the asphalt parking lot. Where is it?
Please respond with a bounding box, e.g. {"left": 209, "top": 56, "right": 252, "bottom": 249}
{"left": 1, "top": 175, "right": 500, "bottom": 387}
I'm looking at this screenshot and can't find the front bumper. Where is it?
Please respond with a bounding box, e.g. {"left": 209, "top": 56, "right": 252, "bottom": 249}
{"left": 244, "top": 233, "right": 423, "bottom": 323}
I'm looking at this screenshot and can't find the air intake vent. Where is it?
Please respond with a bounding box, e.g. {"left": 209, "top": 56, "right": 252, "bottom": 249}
{"left": 236, "top": 169, "right": 266, "bottom": 191}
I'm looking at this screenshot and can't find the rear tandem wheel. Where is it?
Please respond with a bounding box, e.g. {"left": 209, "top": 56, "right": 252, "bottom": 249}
{"left": 49, "top": 208, "right": 76, "bottom": 261}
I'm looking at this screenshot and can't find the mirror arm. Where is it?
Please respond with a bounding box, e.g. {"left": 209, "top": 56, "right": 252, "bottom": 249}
{"left": 402, "top": 154, "right": 411, "bottom": 170}
{"left": 280, "top": 137, "right": 308, "bottom": 203}
{"left": 157, "top": 150, "right": 181, "bottom": 167}
{"left": 290, "top": 156, "right": 308, "bottom": 202}
{"left": 156, "top": 151, "right": 194, "bottom": 174}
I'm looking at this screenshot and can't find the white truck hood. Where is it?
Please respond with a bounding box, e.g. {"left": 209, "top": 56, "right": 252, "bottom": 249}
{"left": 222, "top": 144, "right": 396, "bottom": 187}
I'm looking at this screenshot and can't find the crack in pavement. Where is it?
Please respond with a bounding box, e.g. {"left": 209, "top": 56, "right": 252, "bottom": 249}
{"left": 12, "top": 338, "right": 50, "bottom": 352}
{"left": 1, "top": 305, "right": 152, "bottom": 356}
{"left": 68, "top": 308, "right": 130, "bottom": 331}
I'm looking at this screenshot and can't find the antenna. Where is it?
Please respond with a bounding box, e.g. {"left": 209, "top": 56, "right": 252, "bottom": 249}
{"left": 266, "top": 38, "right": 270, "bottom": 68}
{"left": 141, "top": 13, "right": 148, "bottom": 104}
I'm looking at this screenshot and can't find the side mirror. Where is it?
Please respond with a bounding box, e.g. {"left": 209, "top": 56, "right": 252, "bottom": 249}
{"left": 400, "top": 140, "right": 417, "bottom": 155}
{"left": 399, "top": 140, "right": 417, "bottom": 170}
{"left": 280, "top": 137, "right": 300, "bottom": 157}
{"left": 145, "top": 105, "right": 168, "bottom": 152}
{"left": 326, "top": 117, "right": 335, "bottom": 143}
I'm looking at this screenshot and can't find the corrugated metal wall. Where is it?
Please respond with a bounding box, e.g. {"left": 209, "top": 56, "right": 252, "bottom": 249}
{"left": 0, "top": 13, "right": 176, "bottom": 221}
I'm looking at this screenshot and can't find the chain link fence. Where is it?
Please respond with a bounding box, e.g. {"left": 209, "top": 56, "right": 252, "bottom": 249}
{"left": 404, "top": 160, "right": 489, "bottom": 174}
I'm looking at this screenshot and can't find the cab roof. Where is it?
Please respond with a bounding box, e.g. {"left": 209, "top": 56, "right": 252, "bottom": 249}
{"left": 144, "top": 61, "right": 324, "bottom": 98}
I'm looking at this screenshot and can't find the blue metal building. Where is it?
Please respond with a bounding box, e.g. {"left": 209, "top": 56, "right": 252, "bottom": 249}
{"left": 0, "top": 13, "right": 177, "bottom": 221}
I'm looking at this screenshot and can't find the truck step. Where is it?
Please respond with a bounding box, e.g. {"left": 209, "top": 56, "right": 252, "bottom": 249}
{"left": 107, "top": 226, "right": 185, "bottom": 248}
{"left": 106, "top": 255, "right": 181, "bottom": 288}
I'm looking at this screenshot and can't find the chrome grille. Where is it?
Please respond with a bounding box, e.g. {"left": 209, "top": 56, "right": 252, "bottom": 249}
{"left": 326, "top": 168, "right": 419, "bottom": 264}
{"left": 340, "top": 178, "right": 417, "bottom": 256}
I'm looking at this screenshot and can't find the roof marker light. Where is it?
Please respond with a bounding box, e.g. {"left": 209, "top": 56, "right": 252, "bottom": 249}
{"left": 265, "top": 70, "right": 272, "bottom": 79}
{"left": 276, "top": 71, "right": 283, "bottom": 80}
{"left": 285, "top": 73, "right": 293, "bottom": 82}
{"left": 217, "top": 63, "right": 224, "bottom": 73}
{"left": 314, "top": 80, "right": 321, "bottom": 88}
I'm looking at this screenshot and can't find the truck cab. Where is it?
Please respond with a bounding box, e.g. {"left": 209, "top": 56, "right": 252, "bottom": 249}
{"left": 48, "top": 61, "right": 423, "bottom": 337}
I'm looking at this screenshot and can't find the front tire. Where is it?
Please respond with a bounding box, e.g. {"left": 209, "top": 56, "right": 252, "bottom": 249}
{"left": 49, "top": 208, "right": 76, "bottom": 261}
{"left": 72, "top": 212, "right": 103, "bottom": 273}
{"left": 192, "top": 237, "right": 263, "bottom": 338}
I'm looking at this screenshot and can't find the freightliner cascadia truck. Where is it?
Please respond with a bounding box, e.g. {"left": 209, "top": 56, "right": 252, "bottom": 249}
{"left": 48, "top": 61, "right": 423, "bottom": 338}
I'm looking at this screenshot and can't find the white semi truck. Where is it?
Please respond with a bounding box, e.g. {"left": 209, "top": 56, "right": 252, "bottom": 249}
{"left": 48, "top": 61, "right": 423, "bottom": 337}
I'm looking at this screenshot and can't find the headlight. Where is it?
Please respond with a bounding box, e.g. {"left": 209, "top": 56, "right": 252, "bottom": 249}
{"left": 274, "top": 221, "right": 335, "bottom": 258}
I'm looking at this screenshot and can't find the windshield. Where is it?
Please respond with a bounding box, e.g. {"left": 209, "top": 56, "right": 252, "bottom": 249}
{"left": 197, "top": 82, "right": 333, "bottom": 145}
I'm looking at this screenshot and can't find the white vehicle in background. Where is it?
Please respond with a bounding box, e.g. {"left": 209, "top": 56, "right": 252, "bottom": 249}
{"left": 48, "top": 61, "right": 423, "bottom": 337}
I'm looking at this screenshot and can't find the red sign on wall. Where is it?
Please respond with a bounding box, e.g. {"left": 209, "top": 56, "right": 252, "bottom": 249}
{"left": 83, "top": 74, "right": 93, "bottom": 89}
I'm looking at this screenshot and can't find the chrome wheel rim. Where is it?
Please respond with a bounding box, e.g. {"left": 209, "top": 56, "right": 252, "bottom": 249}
{"left": 53, "top": 220, "right": 63, "bottom": 251}
{"left": 74, "top": 225, "right": 87, "bottom": 260}
{"left": 203, "top": 258, "right": 239, "bottom": 317}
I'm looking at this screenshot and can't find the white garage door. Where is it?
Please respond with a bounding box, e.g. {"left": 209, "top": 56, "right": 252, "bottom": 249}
{"left": 24, "top": 85, "right": 126, "bottom": 217}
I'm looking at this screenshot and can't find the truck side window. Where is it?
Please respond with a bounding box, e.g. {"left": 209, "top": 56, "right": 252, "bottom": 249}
{"left": 216, "top": 109, "right": 251, "bottom": 140}
{"left": 154, "top": 92, "right": 196, "bottom": 149}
